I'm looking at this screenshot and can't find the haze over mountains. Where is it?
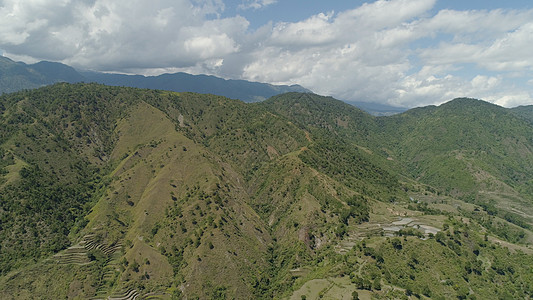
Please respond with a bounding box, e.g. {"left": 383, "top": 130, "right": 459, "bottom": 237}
{"left": 0, "top": 55, "right": 308, "bottom": 100}
{"left": 0, "top": 56, "right": 407, "bottom": 115}
{"left": 0, "top": 82, "right": 532, "bottom": 299}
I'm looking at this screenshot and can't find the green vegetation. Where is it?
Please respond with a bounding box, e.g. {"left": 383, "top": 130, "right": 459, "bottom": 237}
{"left": 0, "top": 84, "right": 532, "bottom": 299}
{"left": 343, "top": 218, "right": 533, "bottom": 299}
{"left": 0, "top": 164, "right": 98, "bottom": 274}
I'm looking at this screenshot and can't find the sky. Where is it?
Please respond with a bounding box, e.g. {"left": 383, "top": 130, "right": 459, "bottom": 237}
{"left": 1, "top": 0, "right": 533, "bottom": 108}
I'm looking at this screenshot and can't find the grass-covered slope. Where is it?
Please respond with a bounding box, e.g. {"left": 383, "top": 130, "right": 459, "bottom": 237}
{"left": 0, "top": 85, "right": 532, "bottom": 299}
{"left": 0, "top": 84, "right": 394, "bottom": 298}
{"left": 0, "top": 84, "right": 273, "bottom": 298}
{"left": 0, "top": 83, "right": 142, "bottom": 274}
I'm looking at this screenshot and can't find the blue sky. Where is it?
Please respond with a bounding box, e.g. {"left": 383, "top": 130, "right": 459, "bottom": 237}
{"left": 1, "top": 0, "right": 532, "bottom": 108}
{"left": 227, "top": 1, "right": 533, "bottom": 29}
{"left": 220, "top": 1, "right": 366, "bottom": 29}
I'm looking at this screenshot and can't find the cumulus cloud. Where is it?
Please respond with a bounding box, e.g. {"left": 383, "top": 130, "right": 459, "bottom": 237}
{"left": 270, "top": 12, "right": 336, "bottom": 47}
{"left": 238, "top": 0, "right": 276, "bottom": 11}
{"left": 241, "top": 0, "right": 533, "bottom": 107}
{"left": 243, "top": 0, "right": 435, "bottom": 104}
{"left": 0, "top": 0, "right": 245, "bottom": 71}
{"left": 1, "top": 0, "right": 532, "bottom": 107}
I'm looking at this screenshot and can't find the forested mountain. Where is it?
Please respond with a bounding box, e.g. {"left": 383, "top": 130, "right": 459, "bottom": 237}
{"left": 512, "top": 105, "right": 533, "bottom": 123}
{"left": 0, "top": 56, "right": 414, "bottom": 115}
{"left": 80, "top": 71, "right": 310, "bottom": 102}
{"left": 0, "top": 57, "right": 83, "bottom": 94}
{"left": 0, "top": 84, "right": 532, "bottom": 299}
{"left": 380, "top": 98, "right": 533, "bottom": 198}
{"left": 0, "top": 56, "right": 309, "bottom": 102}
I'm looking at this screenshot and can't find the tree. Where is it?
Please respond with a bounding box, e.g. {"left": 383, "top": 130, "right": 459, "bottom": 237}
{"left": 372, "top": 277, "right": 381, "bottom": 290}
{"left": 391, "top": 238, "right": 402, "bottom": 250}
{"left": 131, "top": 260, "right": 140, "bottom": 272}
{"left": 352, "top": 290, "right": 359, "bottom": 300}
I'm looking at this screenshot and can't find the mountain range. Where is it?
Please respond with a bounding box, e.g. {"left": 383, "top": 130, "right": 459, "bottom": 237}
{"left": 0, "top": 83, "right": 532, "bottom": 299}
{"left": 0, "top": 56, "right": 406, "bottom": 115}
{"left": 0, "top": 55, "right": 306, "bottom": 101}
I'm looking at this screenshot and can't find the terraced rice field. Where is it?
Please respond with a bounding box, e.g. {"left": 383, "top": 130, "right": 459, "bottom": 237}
{"left": 335, "top": 217, "right": 441, "bottom": 254}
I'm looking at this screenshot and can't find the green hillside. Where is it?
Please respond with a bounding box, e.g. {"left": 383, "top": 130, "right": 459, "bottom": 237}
{"left": 377, "top": 99, "right": 533, "bottom": 243}
{"left": 381, "top": 98, "right": 533, "bottom": 192}
{"left": 512, "top": 105, "right": 533, "bottom": 123}
{"left": 0, "top": 84, "right": 532, "bottom": 299}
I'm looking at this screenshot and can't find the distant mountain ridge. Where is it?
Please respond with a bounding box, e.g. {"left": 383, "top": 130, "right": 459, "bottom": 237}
{"left": 0, "top": 56, "right": 83, "bottom": 93}
{"left": 0, "top": 56, "right": 410, "bottom": 114}
{"left": 345, "top": 99, "right": 407, "bottom": 116}
{"left": 79, "top": 70, "right": 310, "bottom": 102}
{"left": 0, "top": 56, "right": 309, "bottom": 102}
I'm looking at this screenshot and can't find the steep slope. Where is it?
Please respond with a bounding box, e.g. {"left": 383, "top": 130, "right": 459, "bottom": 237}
{"left": 81, "top": 102, "right": 271, "bottom": 298}
{"left": 0, "top": 84, "right": 275, "bottom": 299}
{"left": 0, "top": 83, "right": 137, "bottom": 275}
{"left": 259, "top": 94, "right": 533, "bottom": 243}
{"left": 1, "top": 85, "right": 532, "bottom": 299}
{"left": 140, "top": 90, "right": 405, "bottom": 297}
{"left": 262, "top": 93, "right": 376, "bottom": 139}
{"left": 0, "top": 84, "right": 400, "bottom": 299}
{"left": 381, "top": 98, "right": 533, "bottom": 191}
{"left": 262, "top": 93, "right": 410, "bottom": 182}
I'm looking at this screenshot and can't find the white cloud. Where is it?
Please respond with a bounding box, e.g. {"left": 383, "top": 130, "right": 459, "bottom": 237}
{"left": 270, "top": 12, "right": 336, "bottom": 47}
{"left": 425, "top": 8, "right": 532, "bottom": 37}
{"left": 0, "top": 0, "right": 244, "bottom": 70}
{"left": 240, "top": 1, "right": 533, "bottom": 107}
{"left": 418, "top": 16, "right": 533, "bottom": 73}
{"left": 1, "top": 0, "right": 533, "bottom": 108}
{"left": 480, "top": 22, "right": 533, "bottom": 71}
{"left": 238, "top": 0, "right": 276, "bottom": 11}
{"left": 471, "top": 75, "right": 501, "bottom": 91}
{"left": 336, "top": 0, "right": 435, "bottom": 30}
{"left": 488, "top": 92, "right": 532, "bottom": 108}
{"left": 242, "top": 0, "right": 435, "bottom": 105}
{"left": 184, "top": 34, "right": 238, "bottom": 59}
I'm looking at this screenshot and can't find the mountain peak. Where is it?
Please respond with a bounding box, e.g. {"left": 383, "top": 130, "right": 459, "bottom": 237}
{"left": 30, "top": 61, "right": 86, "bottom": 82}
{"left": 441, "top": 97, "right": 499, "bottom": 109}
{"left": 0, "top": 55, "right": 14, "bottom": 64}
